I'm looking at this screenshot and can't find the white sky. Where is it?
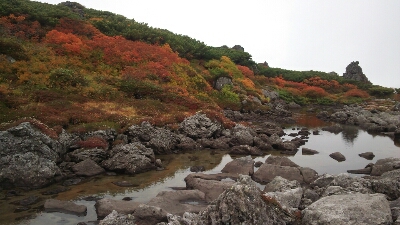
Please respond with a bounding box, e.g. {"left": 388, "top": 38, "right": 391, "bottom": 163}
{"left": 36, "top": 0, "right": 400, "bottom": 88}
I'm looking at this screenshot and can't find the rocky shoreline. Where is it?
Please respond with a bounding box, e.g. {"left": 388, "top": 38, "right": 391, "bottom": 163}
{"left": 1, "top": 99, "right": 400, "bottom": 224}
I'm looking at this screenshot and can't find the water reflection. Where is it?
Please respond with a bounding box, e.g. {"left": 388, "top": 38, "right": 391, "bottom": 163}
{"left": 341, "top": 126, "right": 359, "bottom": 146}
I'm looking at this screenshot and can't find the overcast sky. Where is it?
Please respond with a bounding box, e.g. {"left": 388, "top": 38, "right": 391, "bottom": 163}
{"left": 36, "top": 0, "right": 400, "bottom": 88}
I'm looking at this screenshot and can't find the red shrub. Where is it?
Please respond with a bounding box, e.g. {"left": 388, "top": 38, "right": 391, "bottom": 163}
{"left": 77, "top": 136, "right": 108, "bottom": 149}
{"left": 302, "top": 86, "right": 328, "bottom": 98}
{"left": 344, "top": 89, "right": 369, "bottom": 98}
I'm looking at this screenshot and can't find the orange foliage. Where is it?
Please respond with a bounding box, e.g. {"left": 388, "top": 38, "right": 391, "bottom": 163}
{"left": 344, "top": 89, "right": 369, "bottom": 98}
{"left": 44, "top": 30, "right": 87, "bottom": 54}
{"left": 342, "top": 83, "right": 357, "bottom": 91}
{"left": 237, "top": 65, "right": 254, "bottom": 78}
{"left": 303, "top": 77, "right": 340, "bottom": 91}
{"left": 77, "top": 136, "right": 108, "bottom": 149}
{"left": 272, "top": 76, "right": 286, "bottom": 87}
{"left": 240, "top": 78, "right": 256, "bottom": 89}
{"left": 302, "top": 86, "right": 328, "bottom": 98}
{"left": 285, "top": 80, "right": 308, "bottom": 90}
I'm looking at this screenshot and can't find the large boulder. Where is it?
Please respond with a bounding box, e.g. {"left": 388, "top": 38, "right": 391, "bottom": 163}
{"left": 221, "top": 156, "right": 254, "bottom": 176}
{"left": 185, "top": 173, "right": 235, "bottom": 202}
{"left": 127, "top": 121, "right": 178, "bottom": 154}
{"left": 101, "top": 142, "right": 156, "bottom": 174}
{"left": 253, "top": 164, "right": 304, "bottom": 184}
{"left": 372, "top": 169, "right": 400, "bottom": 200}
{"left": 99, "top": 210, "right": 136, "bottom": 225}
{"left": 132, "top": 204, "right": 168, "bottom": 225}
{"left": 263, "top": 176, "right": 303, "bottom": 211}
{"left": 228, "top": 124, "right": 256, "bottom": 146}
{"left": 302, "top": 193, "right": 392, "bottom": 225}
{"left": 371, "top": 157, "right": 400, "bottom": 176}
{"left": 196, "top": 175, "right": 295, "bottom": 224}
{"left": 179, "top": 113, "right": 221, "bottom": 140}
{"left": 0, "top": 122, "right": 62, "bottom": 189}
{"left": 68, "top": 148, "right": 108, "bottom": 164}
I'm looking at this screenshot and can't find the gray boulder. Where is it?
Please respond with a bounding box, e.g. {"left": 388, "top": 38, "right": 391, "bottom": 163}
{"left": 0, "top": 122, "right": 62, "bottom": 188}
{"left": 262, "top": 89, "right": 279, "bottom": 101}
{"left": 265, "top": 156, "right": 299, "bottom": 167}
{"left": 101, "top": 142, "right": 156, "bottom": 174}
{"left": 99, "top": 210, "right": 136, "bottom": 225}
{"left": 372, "top": 169, "right": 400, "bottom": 200}
{"left": 371, "top": 157, "right": 400, "bottom": 176}
{"left": 185, "top": 173, "right": 235, "bottom": 202}
{"left": 302, "top": 193, "right": 392, "bottom": 225}
{"left": 196, "top": 175, "right": 295, "bottom": 225}
{"left": 263, "top": 176, "right": 303, "bottom": 210}
{"left": 44, "top": 199, "right": 87, "bottom": 216}
{"left": 132, "top": 204, "right": 168, "bottom": 225}
{"left": 214, "top": 76, "right": 233, "bottom": 91}
{"left": 229, "top": 124, "right": 256, "bottom": 146}
{"left": 302, "top": 147, "right": 319, "bottom": 155}
{"left": 179, "top": 113, "right": 221, "bottom": 140}
{"left": 72, "top": 159, "right": 105, "bottom": 176}
{"left": 127, "top": 121, "right": 179, "bottom": 154}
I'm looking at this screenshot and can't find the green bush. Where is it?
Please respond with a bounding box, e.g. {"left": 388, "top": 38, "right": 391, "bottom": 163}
{"left": 368, "top": 86, "right": 394, "bottom": 98}
{"left": 49, "top": 68, "right": 88, "bottom": 88}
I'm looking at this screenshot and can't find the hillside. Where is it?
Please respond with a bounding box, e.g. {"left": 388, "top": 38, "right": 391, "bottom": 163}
{"left": 0, "top": 0, "right": 396, "bottom": 132}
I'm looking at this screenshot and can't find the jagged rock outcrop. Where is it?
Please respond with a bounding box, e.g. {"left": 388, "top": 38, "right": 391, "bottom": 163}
{"left": 342, "top": 61, "right": 371, "bottom": 84}
{"left": 0, "top": 122, "right": 62, "bottom": 189}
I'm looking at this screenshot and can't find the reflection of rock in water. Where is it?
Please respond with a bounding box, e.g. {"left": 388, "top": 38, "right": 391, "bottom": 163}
{"left": 341, "top": 126, "right": 359, "bottom": 146}
{"left": 395, "top": 138, "right": 400, "bottom": 148}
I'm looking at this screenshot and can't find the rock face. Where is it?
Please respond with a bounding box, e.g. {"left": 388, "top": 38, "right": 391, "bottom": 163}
{"left": 342, "top": 61, "right": 371, "bottom": 84}
{"left": 101, "top": 143, "right": 156, "bottom": 174}
{"left": 0, "top": 122, "right": 62, "bottom": 189}
{"left": 179, "top": 113, "right": 221, "bottom": 140}
{"left": 302, "top": 193, "right": 392, "bottom": 225}
{"left": 214, "top": 76, "right": 233, "bottom": 91}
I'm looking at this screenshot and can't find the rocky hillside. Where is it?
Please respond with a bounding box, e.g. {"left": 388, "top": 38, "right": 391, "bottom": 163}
{"left": 0, "top": 0, "right": 397, "bottom": 132}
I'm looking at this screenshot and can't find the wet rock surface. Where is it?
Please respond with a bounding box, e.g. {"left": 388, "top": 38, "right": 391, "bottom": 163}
{"left": 44, "top": 199, "right": 87, "bottom": 216}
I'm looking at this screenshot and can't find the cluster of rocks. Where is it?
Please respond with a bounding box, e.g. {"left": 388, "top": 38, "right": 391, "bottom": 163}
{"left": 0, "top": 112, "right": 306, "bottom": 190}
{"left": 91, "top": 155, "right": 400, "bottom": 225}
{"left": 318, "top": 104, "right": 400, "bottom": 136}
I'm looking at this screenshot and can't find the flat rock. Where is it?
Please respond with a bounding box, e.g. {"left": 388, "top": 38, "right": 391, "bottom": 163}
{"left": 329, "top": 152, "right": 346, "bottom": 162}
{"left": 347, "top": 167, "right": 372, "bottom": 174}
{"left": 44, "top": 199, "right": 87, "bottom": 216}
{"left": 302, "top": 193, "right": 392, "bottom": 225}
{"left": 229, "top": 145, "right": 262, "bottom": 156}
{"left": 265, "top": 156, "right": 299, "bottom": 167}
{"left": 72, "top": 159, "right": 105, "bottom": 176}
{"left": 95, "top": 198, "right": 141, "bottom": 219}
{"left": 371, "top": 157, "right": 400, "bottom": 176}
{"left": 221, "top": 156, "right": 254, "bottom": 176}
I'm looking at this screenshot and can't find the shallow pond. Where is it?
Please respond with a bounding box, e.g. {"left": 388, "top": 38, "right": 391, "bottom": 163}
{"left": 2, "top": 113, "right": 400, "bottom": 225}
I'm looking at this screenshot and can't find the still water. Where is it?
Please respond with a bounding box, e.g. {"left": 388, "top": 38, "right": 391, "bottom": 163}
{"left": 2, "top": 113, "right": 400, "bottom": 225}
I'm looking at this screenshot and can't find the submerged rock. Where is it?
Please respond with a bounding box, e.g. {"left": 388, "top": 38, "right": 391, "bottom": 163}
{"left": 44, "top": 199, "right": 87, "bottom": 216}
